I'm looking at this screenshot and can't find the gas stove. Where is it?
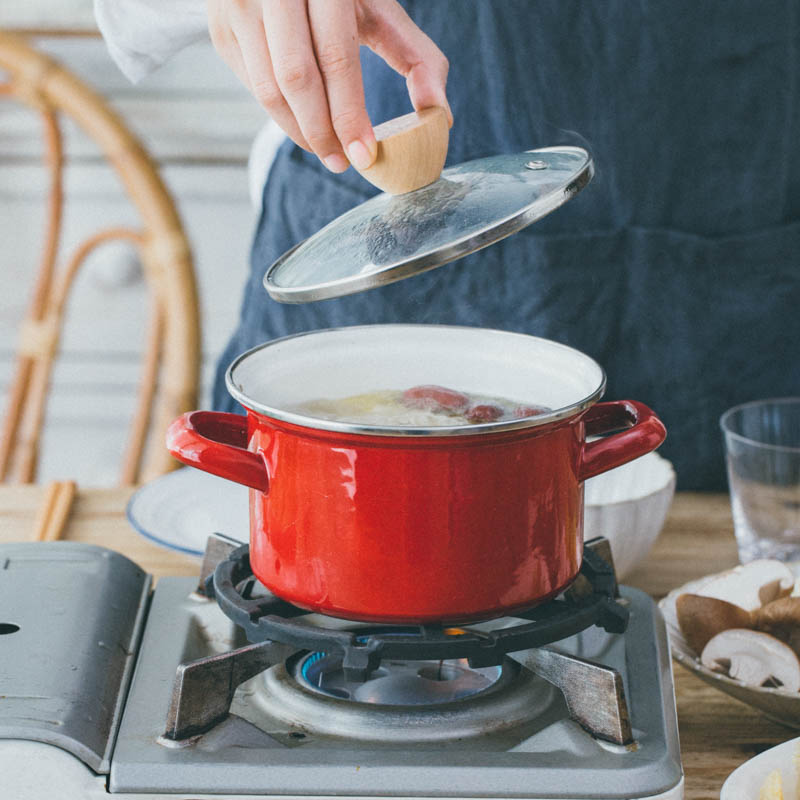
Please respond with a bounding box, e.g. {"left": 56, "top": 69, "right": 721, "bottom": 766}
{"left": 0, "top": 535, "right": 682, "bottom": 799}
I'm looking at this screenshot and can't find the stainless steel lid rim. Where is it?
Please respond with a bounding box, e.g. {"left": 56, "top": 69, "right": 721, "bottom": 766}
{"left": 263, "top": 146, "right": 594, "bottom": 304}
{"left": 225, "top": 324, "right": 607, "bottom": 439}
{"left": 265, "top": 150, "right": 594, "bottom": 304}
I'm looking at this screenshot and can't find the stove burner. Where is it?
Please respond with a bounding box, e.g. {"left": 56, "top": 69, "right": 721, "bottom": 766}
{"left": 207, "top": 537, "right": 629, "bottom": 683}
{"left": 296, "top": 651, "right": 504, "bottom": 705}
{"left": 244, "top": 653, "right": 551, "bottom": 745}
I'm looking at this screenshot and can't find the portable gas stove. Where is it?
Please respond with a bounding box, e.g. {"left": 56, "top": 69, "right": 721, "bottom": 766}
{"left": 0, "top": 535, "right": 682, "bottom": 799}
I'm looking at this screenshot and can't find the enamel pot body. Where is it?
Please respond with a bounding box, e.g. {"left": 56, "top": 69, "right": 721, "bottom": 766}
{"left": 167, "top": 326, "right": 666, "bottom": 623}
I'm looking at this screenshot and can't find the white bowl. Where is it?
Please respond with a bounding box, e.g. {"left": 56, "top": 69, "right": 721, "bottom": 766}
{"left": 584, "top": 451, "right": 676, "bottom": 578}
{"left": 721, "top": 736, "right": 800, "bottom": 799}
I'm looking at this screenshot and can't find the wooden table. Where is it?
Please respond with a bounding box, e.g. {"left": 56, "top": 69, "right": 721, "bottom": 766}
{"left": 0, "top": 486, "right": 793, "bottom": 798}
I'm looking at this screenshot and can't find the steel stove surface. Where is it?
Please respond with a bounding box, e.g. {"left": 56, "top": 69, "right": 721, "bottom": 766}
{"left": 0, "top": 542, "right": 683, "bottom": 799}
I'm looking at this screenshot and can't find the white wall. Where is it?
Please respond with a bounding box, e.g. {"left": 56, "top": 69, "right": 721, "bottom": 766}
{"left": 0, "top": 32, "right": 270, "bottom": 484}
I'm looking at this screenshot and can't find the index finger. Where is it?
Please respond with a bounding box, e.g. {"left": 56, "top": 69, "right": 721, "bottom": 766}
{"left": 263, "top": 0, "right": 347, "bottom": 171}
{"left": 308, "top": 0, "right": 377, "bottom": 170}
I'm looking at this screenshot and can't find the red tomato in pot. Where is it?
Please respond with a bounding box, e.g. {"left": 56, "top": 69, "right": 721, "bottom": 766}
{"left": 402, "top": 385, "right": 470, "bottom": 414}
{"left": 466, "top": 404, "right": 504, "bottom": 423}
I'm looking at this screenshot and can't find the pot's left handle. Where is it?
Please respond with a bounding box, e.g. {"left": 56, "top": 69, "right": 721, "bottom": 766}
{"left": 166, "top": 411, "right": 269, "bottom": 493}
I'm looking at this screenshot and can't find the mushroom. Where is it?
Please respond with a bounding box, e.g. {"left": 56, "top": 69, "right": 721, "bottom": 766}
{"left": 701, "top": 629, "right": 800, "bottom": 691}
{"left": 676, "top": 593, "right": 754, "bottom": 654}
{"left": 754, "top": 596, "right": 800, "bottom": 657}
{"left": 696, "top": 560, "right": 795, "bottom": 612}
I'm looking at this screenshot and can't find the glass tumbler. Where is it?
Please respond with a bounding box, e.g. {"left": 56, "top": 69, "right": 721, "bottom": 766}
{"left": 721, "top": 398, "right": 800, "bottom": 563}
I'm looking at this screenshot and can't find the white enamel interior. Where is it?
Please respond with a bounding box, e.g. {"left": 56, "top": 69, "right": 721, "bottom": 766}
{"left": 227, "top": 325, "right": 605, "bottom": 435}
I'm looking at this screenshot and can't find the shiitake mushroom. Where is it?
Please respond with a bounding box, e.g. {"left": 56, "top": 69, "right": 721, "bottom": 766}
{"left": 753, "top": 596, "right": 800, "bottom": 657}
{"left": 676, "top": 594, "right": 754, "bottom": 654}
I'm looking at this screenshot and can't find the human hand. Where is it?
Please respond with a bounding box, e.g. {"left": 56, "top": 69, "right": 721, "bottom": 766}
{"left": 207, "top": 0, "right": 451, "bottom": 173}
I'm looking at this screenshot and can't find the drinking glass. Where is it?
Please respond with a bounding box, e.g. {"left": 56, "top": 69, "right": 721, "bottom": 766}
{"left": 721, "top": 398, "right": 800, "bottom": 563}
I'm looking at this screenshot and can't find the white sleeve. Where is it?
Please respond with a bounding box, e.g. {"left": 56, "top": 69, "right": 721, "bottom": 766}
{"left": 94, "top": 0, "right": 209, "bottom": 83}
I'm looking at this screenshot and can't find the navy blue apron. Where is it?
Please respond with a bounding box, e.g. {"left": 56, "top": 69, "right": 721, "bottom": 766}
{"left": 213, "top": 0, "right": 800, "bottom": 490}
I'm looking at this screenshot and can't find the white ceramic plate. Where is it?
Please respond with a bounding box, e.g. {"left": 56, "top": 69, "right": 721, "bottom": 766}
{"left": 659, "top": 570, "right": 800, "bottom": 728}
{"left": 126, "top": 467, "right": 249, "bottom": 557}
{"left": 721, "top": 736, "right": 800, "bottom": 799}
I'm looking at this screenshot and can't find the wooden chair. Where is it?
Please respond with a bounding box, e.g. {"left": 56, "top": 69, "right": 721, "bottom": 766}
{"left": 0, "top": 32, "right": 201, "bottom": 535}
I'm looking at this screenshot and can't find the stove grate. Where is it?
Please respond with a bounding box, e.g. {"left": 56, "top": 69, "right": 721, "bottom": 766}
{"left": 207, "top": 537, "right": 629, "bottom": 682}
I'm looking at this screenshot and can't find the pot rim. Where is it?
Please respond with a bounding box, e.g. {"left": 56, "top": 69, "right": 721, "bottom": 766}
{"left": 225, "top": 325, "right": 607, "bottom": 438}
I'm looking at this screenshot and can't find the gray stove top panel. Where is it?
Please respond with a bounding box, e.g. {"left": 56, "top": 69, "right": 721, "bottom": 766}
{"left": 111, "top": 579, "right": 681, "bottom": 798}
{"left": 0, "top": 542, "right": 151, "bottom": 773}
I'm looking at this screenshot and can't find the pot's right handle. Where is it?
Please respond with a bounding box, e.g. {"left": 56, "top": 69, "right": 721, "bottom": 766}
{"left": 578, "top": 400, "right": 666, "bottom": 482}
{"left": 166, "top": 411, "right": 269, "bottom": 493}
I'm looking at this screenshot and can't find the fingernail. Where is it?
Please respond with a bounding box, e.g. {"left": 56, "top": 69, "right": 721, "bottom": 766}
{"left": 323, "top": 153, "right": 349, "bottom": 173}
{"left": 346, "top": 139, "right": 376, "bottom": 170}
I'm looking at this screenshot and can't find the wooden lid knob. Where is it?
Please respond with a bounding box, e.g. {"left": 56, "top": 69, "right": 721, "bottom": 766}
{"left": 355, "top": 107, "right": 449, "bottom": 195}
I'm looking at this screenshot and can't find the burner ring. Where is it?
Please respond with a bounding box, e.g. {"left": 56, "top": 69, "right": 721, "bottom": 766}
{"left": 294, "top": 649, "right": 505, "bottom": 705}
{"left": 243, "top": 656, "right": 554, "bottom": 745}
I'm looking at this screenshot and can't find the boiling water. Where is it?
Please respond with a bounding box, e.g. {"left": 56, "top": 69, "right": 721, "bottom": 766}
{"left": 293, "top": 385, "right": 549, "bottom": 427}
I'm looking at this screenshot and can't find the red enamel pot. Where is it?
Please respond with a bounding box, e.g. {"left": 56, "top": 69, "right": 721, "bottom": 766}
{"left": 167, "top": 325, "right": 665, "bottom": 624}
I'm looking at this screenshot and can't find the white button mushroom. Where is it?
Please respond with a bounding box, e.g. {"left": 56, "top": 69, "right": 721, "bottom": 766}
{"left": 696, "top": 560, "right": 795, "bottom": 612}
{"left": 700, "top": 629, "right": 800, "bottom": 692}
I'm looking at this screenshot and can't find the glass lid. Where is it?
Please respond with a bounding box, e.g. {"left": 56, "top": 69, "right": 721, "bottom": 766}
{"left": 264, "top": 146, "right": 593, "bottom": 304}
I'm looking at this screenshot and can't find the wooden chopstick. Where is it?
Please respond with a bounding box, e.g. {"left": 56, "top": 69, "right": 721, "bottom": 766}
{"left": 31, "top": 479, "right": 76, "bottom": 542}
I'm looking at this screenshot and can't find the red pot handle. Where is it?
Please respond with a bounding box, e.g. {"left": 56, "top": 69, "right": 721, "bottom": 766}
{"left": 166, "top": 411, "right": 269, "bottom": 493}
{"left": 578, "top": 400, "right": 666, "bottom": 482}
